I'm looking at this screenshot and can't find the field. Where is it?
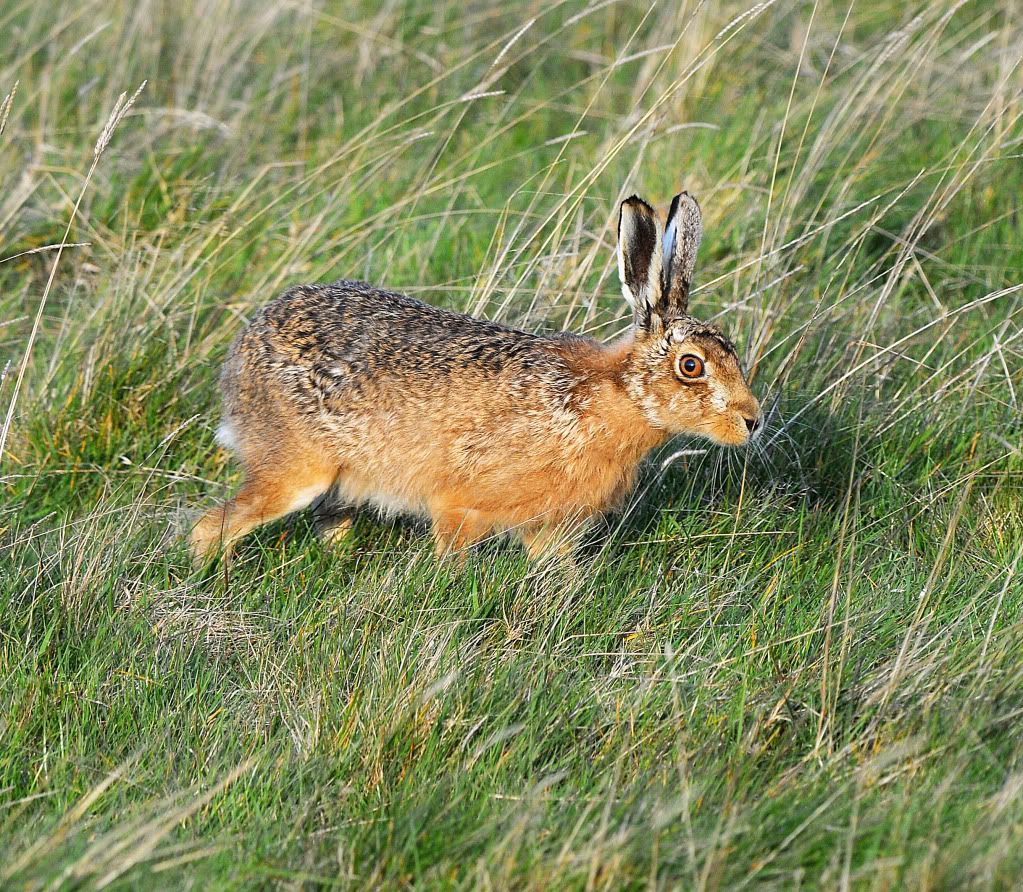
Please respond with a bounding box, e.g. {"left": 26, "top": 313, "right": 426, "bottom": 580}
{"left": 2, "top": 0, "right": 1022, "bottom": 888}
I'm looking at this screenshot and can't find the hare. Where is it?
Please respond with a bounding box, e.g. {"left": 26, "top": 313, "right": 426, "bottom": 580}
{"left": 190, "top": 190, "right": 762, "bottom": 563}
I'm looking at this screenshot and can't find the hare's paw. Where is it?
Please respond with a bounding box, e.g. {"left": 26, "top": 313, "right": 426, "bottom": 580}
{"left": 189, "top": 508, "right": 231, "bottom": 566}
{"left": 315, "top": 513, "right": 355, "bottom": 546}
{"left": 520, "top": 519, "right": 589, "bottom": 569}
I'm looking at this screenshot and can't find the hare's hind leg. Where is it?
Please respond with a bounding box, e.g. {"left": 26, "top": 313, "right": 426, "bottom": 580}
{"left": 190, "top": 460, "right": 337, "bottom": 563}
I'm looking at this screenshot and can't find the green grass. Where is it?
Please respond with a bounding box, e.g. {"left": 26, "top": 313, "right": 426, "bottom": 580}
{"left": 2, "top": 0, "right": 1022, "bottom": 888}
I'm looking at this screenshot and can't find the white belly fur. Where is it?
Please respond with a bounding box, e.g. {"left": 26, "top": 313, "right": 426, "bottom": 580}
{"left": 335, "top": 477, "right": 424, "bottom": 519}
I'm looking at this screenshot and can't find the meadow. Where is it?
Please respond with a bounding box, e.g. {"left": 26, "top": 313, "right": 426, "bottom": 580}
{"left": 1, "top": 0, "right": 1022, "bottom": 888}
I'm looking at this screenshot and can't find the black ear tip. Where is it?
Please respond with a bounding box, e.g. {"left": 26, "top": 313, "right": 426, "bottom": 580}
{"left": 619, "top": 195, "right": 657, "bottom": 238}
{"left": 667, "top": 190, "right": 700, "bottom": 221}
{"left": 621, "top": 194, "right": 655, "bottom": 214}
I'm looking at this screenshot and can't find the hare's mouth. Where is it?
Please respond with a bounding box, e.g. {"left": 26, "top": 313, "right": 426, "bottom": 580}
{"left": 702, "top": 412, "right": 760, "bottom": 447}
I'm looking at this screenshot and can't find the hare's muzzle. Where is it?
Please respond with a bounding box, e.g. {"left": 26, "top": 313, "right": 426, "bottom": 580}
{"left": 743, "top": 412, "right": 763, "bottom": 437}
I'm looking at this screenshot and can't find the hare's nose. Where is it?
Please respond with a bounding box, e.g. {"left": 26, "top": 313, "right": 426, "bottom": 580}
{"left": 744, "top": 414, "right": 762, "bottom": 435}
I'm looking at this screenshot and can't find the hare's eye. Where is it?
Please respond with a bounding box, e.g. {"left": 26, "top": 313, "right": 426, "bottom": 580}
{"left": 676, "top": 354, "right": 705, "bottom": 381}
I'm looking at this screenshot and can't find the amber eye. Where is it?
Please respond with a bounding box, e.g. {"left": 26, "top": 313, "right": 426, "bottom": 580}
{"left": 676, "top": 354, "right": 705, "bottom": 380}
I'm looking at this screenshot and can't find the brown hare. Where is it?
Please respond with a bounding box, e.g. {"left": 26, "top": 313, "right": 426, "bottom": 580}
{"left": 190, "top": 190, "right": 762, "bottom": 563}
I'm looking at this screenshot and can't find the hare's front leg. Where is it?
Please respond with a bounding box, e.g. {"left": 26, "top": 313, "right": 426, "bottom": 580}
{"left": 520, "top": 515, "right": 590, "bottom": 565}
{"left": 430, "top": 504, "right": 495, "bottom": 561}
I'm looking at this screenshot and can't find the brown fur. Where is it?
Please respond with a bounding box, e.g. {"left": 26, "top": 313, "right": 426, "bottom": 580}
{"left": 190, "top": 191, "right": 761, "bottom": 563}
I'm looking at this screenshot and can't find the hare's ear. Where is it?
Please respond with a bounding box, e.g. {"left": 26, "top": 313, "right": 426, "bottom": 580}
{"left": 617, "top": 195, "right": 664, "bottom": 330}
{"left": 661, "top": 191, "right": 702, "bottom": 314}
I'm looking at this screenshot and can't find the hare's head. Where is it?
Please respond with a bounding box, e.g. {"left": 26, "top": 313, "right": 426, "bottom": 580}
{"left": 617, "top": 192, "right": 761, "bottom": 447}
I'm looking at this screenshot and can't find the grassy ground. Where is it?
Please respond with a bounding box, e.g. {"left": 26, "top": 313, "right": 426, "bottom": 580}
{"left": 2, "top": 0, "right": 1022, "bottom": 888}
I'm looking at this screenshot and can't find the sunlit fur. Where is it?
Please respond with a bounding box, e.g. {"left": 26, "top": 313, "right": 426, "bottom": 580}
{"left": 190, "top": 195, "right": 761, "bottom": 563}
{"left": 624, "top": 315, "right": 761, "bottom": 447}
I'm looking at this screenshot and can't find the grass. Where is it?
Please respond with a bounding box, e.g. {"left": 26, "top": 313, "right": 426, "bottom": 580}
{"left": 1, "top": 0, "right": 1022, "bottom": 888}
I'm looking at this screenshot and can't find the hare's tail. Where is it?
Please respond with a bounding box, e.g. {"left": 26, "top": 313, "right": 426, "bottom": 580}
{"left": 215, "top": 421, "right": 237, "bottom": 451}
